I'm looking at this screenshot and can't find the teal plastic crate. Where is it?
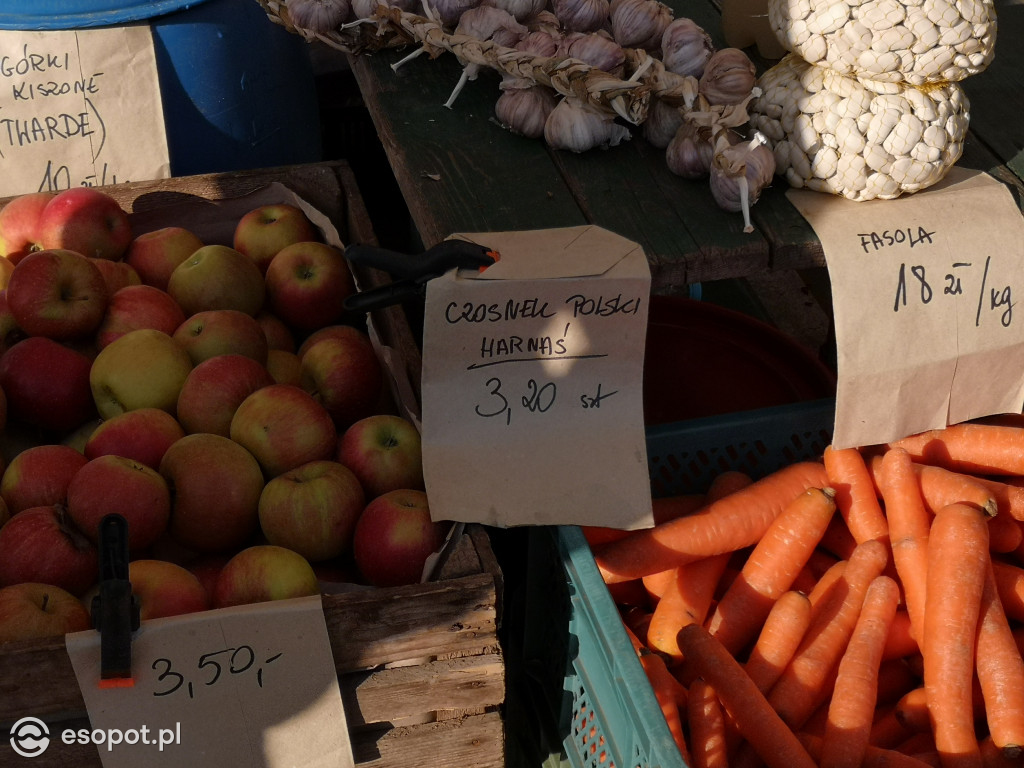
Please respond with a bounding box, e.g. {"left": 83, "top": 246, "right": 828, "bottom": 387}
{"left": 519, "top": 398, "right": 835, "bottom": 768}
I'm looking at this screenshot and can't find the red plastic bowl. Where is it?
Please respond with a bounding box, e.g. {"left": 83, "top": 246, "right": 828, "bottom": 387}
{"left": 643, "top": 296, "right": 836, "bottom": 426}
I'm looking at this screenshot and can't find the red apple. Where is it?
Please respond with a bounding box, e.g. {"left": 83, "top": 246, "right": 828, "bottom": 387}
{"left": 176, "top": 353, "right": 274, "bottom": 437}
{"left": 258, "top": 460, "right": 365, "bottom": 562}
{"left": 212, "top": 544, "right": 319, "bottom": 608}
{"left": 0, "top": 256, "right": 14, "bottom": 290}
{"left": 256, "top": 310, "right": 296, "bottom": 353}
{"left": 129, "top": 560, "right": 210, "bottom": 620}
{"left": 300, "top": 327, "right": 384, "bottom": 429}
{"left": 265, "top": 241, "right": 355, "bottom": 332}
{"left": 0, "top": 582, "right": 91, "bottom": 643}
{"left": 337, "top": 414, "right": 424, "bottom": 498}
{"left": 232, "top": 203, "right": 319, "bottom": 275}
{"left": 95, "top": 284, "right": 187, "bottom": 349}
{"left": 266, "top": 349, "right": 303, "bottom": 386}
{"left": 66, "top": 455, "right": 172, "bottom": 552}
{"left": 0, "top": 290, "right": 27, "bottom": 356}
{"left": 296, "top": 323, "right": 368, "bottom": 358}
{"left": 186, "top": 553, "right": 231, "bottom": 600}
{"left": 89, "top": 257, "right": 141, "bottom": 295}
{"left": 352, "top": 490, "right": 449, "bottom": 587}
{"left": 0, "top": 192, "right": 54, "bottom": 263}
{"left": 83, "top": 408, "right": 185, "bottom": 469}
{"left": 36, "top": 187, "right": 132, "bottom": 261}
{"left": 89, "top": 328, "right": 194, "bottom": 419}
{"left": 0, "top": 336, "right": 96, "bottom": 433}
{"left": 172, "top": 309, "right": 269, "bottom": 366}
{"left": 167, "top": 244, "right": 266, "bottom": 317}
{"left": 6, "top": 248, "right": 108, "bottom": 339}
{"left": 125, "top": 226, "right": 204, "bottom": 291}
{"left": 0, "top": 443, "right": 88, "bottom": 515}
{"left": 160, "top": 433, "right": 265, "bottom": 554}
{"left": 229, "top": 384, "right": 337, "bottom": 478}
{"left": 0, "top": 505, "right": 98, "bottom": 595}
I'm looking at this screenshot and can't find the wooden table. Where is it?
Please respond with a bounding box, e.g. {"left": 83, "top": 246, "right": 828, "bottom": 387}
{"left": 343, "top": 0, "right": 1024, "bottom": 297}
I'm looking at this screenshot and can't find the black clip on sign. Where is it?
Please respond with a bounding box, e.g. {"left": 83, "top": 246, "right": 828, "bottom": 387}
{"left": 91, "top": 514, "right": 141, "bottom": 688}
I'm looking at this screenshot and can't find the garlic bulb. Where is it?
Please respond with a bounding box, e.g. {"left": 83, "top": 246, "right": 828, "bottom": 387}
{"left": 698, "top": 48, "right": 757, "bottom": 106}
{"left": 483, "top": 0, "right": 547, "bottom": 22}
{"left": 768, "top": 0, "right": 996, "bottom": 85}
{"left": 517, "top": 29, "right": 561, "bottom": 56}
{"left": 557, "top": 32, "right": 626, "bottom": 76}
{"left": 643, "top": 97, "right": 684, "bottom": 149}
{"left": 665, "top": 120, "right": 716, "bottom": 178}
{"left": 350, "top": 0, "right": 415, "bottom": 19}
{"left": 444, "top": 7, "right": 528, "bottom": 108}
{"left": 527, "top": 10, "right": 563, "bottom": 35}
{"left": 288, "top": 0, "right": 352, "bottom": 31}
{"left": 709, "top": 132, "right": 776, "bottom": 232}
{"left": 660, "top": 18, "right": 714, "bottom": 78}
{"left": 551, "top": 0, "right": 609, "bottom": 33}
{"left": 609, "top": 0, "right": 673, "bottom": 50}
{"left": 544, "top": 97, "right": 632, "bottom": 151}
{"left": 496, "top": 86, "right": 560, "bottom": 138}
{"left": 748, "top": 54, "right": 969, "bottom": 201}
{"left": 424, "top": 0, "right": 481, "bottom": 28}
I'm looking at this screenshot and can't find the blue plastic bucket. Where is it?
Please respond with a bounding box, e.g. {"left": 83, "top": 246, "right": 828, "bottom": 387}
{"left": 0, "top": 0, "right": 323, "bottom": 176}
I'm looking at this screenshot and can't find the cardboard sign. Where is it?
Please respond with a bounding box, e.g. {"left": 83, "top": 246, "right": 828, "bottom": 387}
{"left": 420, "top": 225, "right": 653, "bottom": 529}
{"left": 0, "top": 25, "right": 169, "bottom": 196}
{"left": 788, "top": 168, "right": 1024, "bottom": 449}
{"left": 65, "top": 596, "right": 353, "bottom": 768}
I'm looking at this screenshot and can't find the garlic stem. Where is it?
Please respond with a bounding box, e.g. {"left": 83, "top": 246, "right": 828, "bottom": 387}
{"left": 391, "top": 45, "right": 428, "bottom": 72}
{"left": 738, "top": 174, "right": 753, "bottom": 233}
{"left": 444, "top": 63, "right": 482, "bottom": 108}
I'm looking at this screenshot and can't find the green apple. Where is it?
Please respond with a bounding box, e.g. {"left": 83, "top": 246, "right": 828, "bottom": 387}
{"left": 212, "top": 545, "right": 319, "bottom": 608}
{"left": 167, "top": 244, "right": 266, "bottom": 317}
{"left": 90, "top": 328, "right": 194, "bottom": 419}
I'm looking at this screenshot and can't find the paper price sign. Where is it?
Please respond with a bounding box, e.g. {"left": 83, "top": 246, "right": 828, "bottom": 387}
{"left": 788, "top": 168, "right": 1024, "bottom": 449}
{"left": 65, "top": 596, "right": 353, "bottom": 768}
{"left": 421, "top": 226, "right": 654, "bottom": 529}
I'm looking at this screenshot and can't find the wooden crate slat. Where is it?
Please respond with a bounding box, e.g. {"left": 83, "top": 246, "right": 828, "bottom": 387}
{"left": 351, "top": 711, "right": 505, "bottom": 768}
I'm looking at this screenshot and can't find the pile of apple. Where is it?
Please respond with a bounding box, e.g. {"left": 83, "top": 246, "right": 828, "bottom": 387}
{"left": 0, "top": 187, "right": 451, "bottom": 644}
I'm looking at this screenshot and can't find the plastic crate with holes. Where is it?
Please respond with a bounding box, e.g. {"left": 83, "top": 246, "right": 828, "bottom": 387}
{"left": 518, "top": 398, "right": 835, "bottom": 768}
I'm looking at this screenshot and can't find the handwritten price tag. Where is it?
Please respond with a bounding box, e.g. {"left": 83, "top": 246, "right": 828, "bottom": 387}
{"left": 0, "top": 27, "right": 169, "bottom": 197}
{"left": 65, "top": 596, "right": 353, "bottom": 768}
{"left": 788, "top": 168, "right": 1024, "bottom": 449}
{"left": 420, "top": 227, "right": 654, "bottom": 529}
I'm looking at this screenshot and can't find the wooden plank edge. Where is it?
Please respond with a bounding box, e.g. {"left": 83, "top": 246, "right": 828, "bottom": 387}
{"left": 351, "top": 711, "right": 505, "bottom": 768}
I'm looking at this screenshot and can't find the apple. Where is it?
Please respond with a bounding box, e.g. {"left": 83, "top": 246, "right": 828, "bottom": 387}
{"left": 300, "top": 328, "right": 384, "bottom": 428}
{"left": 337, "top": 414, "right": 424, "bottom": 498}
{"left": 0, "top": 336, "right": 96, "bottom": 433}
{"left": 229, "top": 384, "right": 337, "bottom": 478}
{"left": 232, "top": 203, "right": 319, "bottom": 275}
{"left": 95, "top": 284, "right": 187, "bottom": 349}
{"left": 6, "top": 248, "right": 109, "bottom": 339}
{"left": 84, "top": 408, "right": 185, "bottom": 469}
{"left": 160, "top": 433, "right": 265, "bottom": 553}
{"left": 265, "top": 241, "right": 355, "bottom": 332}
{"left": 0, "top": 582, "right": 91, "bottom": 643}
{"left": 67, "top": 455, "right": 172, "bottom": 552}
{"left": 0, "top": 505, "right": 98, "bottom": 595}
{"left": 61, "top": 418, "right": 101, "bottom": 453}
{"left": 89, "top": 257, "right": 141, "bottom": 295}
{"left": 36, "top": 187, "right": 133, "bottom": 261}
{"left": 186, "top": 553, "right": 230, "bottom": 600}
{"left": 266, "top": 348, "right": 303, "bottom": 386}
{"left": 128, "top": 560, "right": 210, "bottom": 620}
{"left": 0, "top": 290, "right": 27, "bottom": 356}
{"left": 258, "top": 460, "right": 365, "bottom": 562}
{"left": 0, "top": 443, "right": 88, "bottom": 515}
{"left": 176, "top": 353, "right": 274, "bottom": 437}
{"left": 90, "top": 328, "right": 193, "bottom": 420}
{"left": 172, "top": 309, "right": 269, "bottom": 366}
{"left": 0, "top": 381, "right": 6, "bottom": 432}
{"left": 296, "top": 323, "right": 369, "bottom": 358}
{"left": 256, "top": 310, "right": 295, "bottom": 353}
{"left": 125, "top": 226, "right": 204, "bottom": 291}
{"left": 0, "top": 191, "right": 54, "bottom": 263}
{"left": 0, "top": 256, "right": 14, "bottom": 290}
{"left": 212, "top": 544, "right": 320, "bottom": 608}
{"left": 352, "top": 489, "right": 449, "bottom": 587}
{"left": 167, "top": 244, "right": 266, "bottom": 317}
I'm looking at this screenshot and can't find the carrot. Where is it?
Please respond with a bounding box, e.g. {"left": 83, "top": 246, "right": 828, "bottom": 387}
{"left": 819, "top": 513, "right": 859, "bottom": 561}
{"left": 883, "top": 610, "right": 921, "bottom": 660}
{"left": 923, "top": 503, "right": 990, "bottom": 768}
{"left": 676, "top": 623, "right": 818, "bottom": 768}
{"left": 981, "top": 736, "right": 1024, "bottom": 768}
{"left": 911, "top": 462, "right": 999, "bottom": 519}
{"left": 891, "top": 422, "right": 1024, "bottom": 477}
{"left": 807, "top": 558, "right": 848, "bottom": 608}
{"left": 647, "top": 554, "right": 730, "bottom": 661}
{"left": 745, "top": 590, "right": 813, "bottom": 695}
{"left": 876, "top": 447, "right": 932, "bottom": 645}
{"left": 688, "top": 678, "right": 730, "bottom": 768}
{"left": 639, "top": 650, "right": 691, "bottom": 762}
{"left": 871, "top": 705, "right": 916, "bottom": 750}
{"left": 582, "top": 493, "right": 707, "bottom": 546}
{"left": 974, "top": 559, "right": 1024, "bottom": 761}
{"left": 593, "top": 461, "right": 831, "bottom": 582}
{"left": 605, "top": 578, "right": 650, "bottom": 607}
{"left": 767, "top": 539, "right": 890, "bottom": 730}
{"left": 877, "top": 657, "right": 921, "bottom": 706}
{"left": 820, "top": 575, "right": 901, "bottom": 768}
{"left": 824, "top": 445, "right": 890, "bottom": 545}
{"left": 987, "top": 510, "right": 1024, "bottom": 556}
{"left": 642, "top": 568, "right": 677, "bottom": 603}
{"left": 621, "top": 605, "right": 653, "bottom": 642}
{"left": 706, "top": 487, "right": 837, "bottom": 655}
{"left": 991, "top": 560, "right": 1024, "bottom": 622}
{"left": 706, "top": 469, "right": 754, "bottom": 500}
{"left": 894, "top": 686, "right": 987, "bottom": 734}
{"left": 799, "top": 731, "right": 938, "bottom": 768}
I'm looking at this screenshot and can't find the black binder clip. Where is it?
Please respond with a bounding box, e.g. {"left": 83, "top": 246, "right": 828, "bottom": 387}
{"left": 343, "top": 239, "right": 498, "bottom": 314}
{"left": 91, "top": 514, "right": 140, "bottom": 688}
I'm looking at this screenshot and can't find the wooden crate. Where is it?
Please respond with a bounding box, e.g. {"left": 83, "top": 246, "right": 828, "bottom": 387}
{"left": 0, "top": 162, "right": 504, "bottom": 768}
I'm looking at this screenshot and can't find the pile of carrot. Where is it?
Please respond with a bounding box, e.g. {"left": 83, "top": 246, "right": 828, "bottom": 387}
{"left": 585, "top": 420, "right": 1024, "bottom": 768}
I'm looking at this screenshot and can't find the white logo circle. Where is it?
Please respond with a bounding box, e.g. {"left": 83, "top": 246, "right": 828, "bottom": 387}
{"left": 9, "top": 717, "right": 50, "bottom": 758}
